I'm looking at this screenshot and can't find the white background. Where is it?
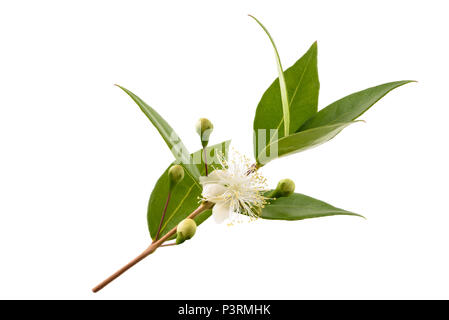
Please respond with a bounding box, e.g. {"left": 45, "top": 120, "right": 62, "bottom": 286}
{"left": 1, "top": 0, "right": 448, "bottom": 299}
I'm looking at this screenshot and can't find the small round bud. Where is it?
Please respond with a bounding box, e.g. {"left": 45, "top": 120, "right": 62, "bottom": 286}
{"left": 272, "top": 179, "right": 295, "bottom": 198}
{"left": 176, "top": 218, "right": 197, "bottom": 244}
{"left": 168, "top": 165, "right": 184, "bottom": 190}
{"left": 195, "top": 118, "right": 214, "bottom": 147}
{"left": 276, "top": 179, "right": 295, "bottom": 197}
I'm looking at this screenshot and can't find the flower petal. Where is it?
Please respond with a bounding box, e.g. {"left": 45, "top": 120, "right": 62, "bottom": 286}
{"left": 212, "top": 202, "right": 231, "bottom": 223}
{"left": 202, "top": 183, "right": 227, "bottom": 200}
{"left": 199, "top": 170, "right": 222, "bottom": 184}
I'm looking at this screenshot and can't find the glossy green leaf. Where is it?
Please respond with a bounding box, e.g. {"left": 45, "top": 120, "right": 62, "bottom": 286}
{"left": 249, "top": 15, "right": 290, "bottom": 136}
{"left": 254, "top": 42, "right": 319, "bottom": 161}
{"left": 116, "top": 85, "right": 201, "bottom": 180}
{"left": 261, "top": 192, "right": 363, "bottom": 220}
{"left": 147, "top": 141, "right": 230, "bottom": 240}
{"left": 300, "top": 80, "right": 414, "bottom": 131}
{"left": 258, "top": 121, "right": 357, "bottom": 165}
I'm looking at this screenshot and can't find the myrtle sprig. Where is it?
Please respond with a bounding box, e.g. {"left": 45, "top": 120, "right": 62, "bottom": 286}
{"left": 92, "top": 14, "right": 413, "bottom": 293}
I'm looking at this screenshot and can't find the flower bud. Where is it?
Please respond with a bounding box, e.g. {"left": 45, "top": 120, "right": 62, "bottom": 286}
{"left": 195, "top": 118, "right": 214, "bottom": 147}
{"left": 176, "top": 218, "right": 197, "bottom": 244}
{"left": 168, "top": 165, "right": 184, "bottom": 190}
{"left": 271, "top": 178, "right": 295, "bottom": 198}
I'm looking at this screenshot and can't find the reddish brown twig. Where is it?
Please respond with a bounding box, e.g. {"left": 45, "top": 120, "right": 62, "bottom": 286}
{"left": 92, "top": 201, "right": 213, "bottom": 293}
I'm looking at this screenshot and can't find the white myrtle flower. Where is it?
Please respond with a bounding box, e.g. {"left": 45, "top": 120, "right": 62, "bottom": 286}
{"left": 199, "top": 152, "right": 268, "bottom": 223}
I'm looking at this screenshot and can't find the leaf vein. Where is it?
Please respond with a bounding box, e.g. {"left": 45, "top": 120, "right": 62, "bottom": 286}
{"left": 159, "top": 181, "right": 200, "bottom": 232}
{"left": 289, "top": 50, "right": 314, "bottom": 105}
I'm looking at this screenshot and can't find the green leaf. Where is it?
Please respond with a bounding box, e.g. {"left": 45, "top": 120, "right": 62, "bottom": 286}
{"left": 249, "top": 15, "right": 290, "bottom": 136}
{"left": 147, "top": 141, "right": 230, "bottom": 240}
{"left": 300, "top": 80, "right": 414, "bottom": 131}
{"left": 116, "top": 84, "right": 201, "bottom": 181}
{"left": 258, "top": 121, "right": 357, "bottom": 165}
{"left": 254, "top": 42, "right": 320, "bottom": 162}
{"left": 261, "top": 192, "right": 363, "bottom": 220}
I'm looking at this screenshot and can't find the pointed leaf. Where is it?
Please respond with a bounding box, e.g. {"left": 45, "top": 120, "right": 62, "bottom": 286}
{"left": 249, "top": 15, "right": 290, "bottom": 136}
{"left": 300, "top": 80, "right": 414, "bottom": 131}
{"left": 116, "top": 85, "right": 201, "bottom": 180}
{"left": 258, "top": 121, "right": 357, "bottom": 165}
{"left": 254, "top": 42, "right": 319, "bottom": 161}
{"left": 261, "top": 192, "right": 363, "bottom": 220}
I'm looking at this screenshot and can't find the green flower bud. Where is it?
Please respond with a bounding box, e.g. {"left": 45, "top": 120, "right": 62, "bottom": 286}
{"left": 168, "top": 165, "right": 184, "bottom": 190}
{"left": 176, "top": 218, "right": 197, "bottom": 244}
{"left": 271, "top": 178, "right": 295, "bottom": 198}
{"left": 195, "top": 118, "right": 214, "bottom": 147}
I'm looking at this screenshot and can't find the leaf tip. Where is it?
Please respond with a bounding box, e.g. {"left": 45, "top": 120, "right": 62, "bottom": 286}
{"left": 349, "top": 212, "right": 366, "bottom": 220}
{"left": 308, "top": 41, "right": 318, "bottom": 52}
{"left": 398, "top": 80, "right": 418, "bottom": 86}
{"left": 247, "top": 14, "right": 257, "bottom": 22}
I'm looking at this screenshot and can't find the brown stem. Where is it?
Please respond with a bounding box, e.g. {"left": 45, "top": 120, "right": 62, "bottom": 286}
{"left": 203, "top": 148, "right": 208, "bottom": 176}
{"left": 92, "top": 201, "right": 213, "bottom": 293}
{"left": 160, "top": 242, "right": 177, "bottom": 247}
{"left": 246, "top": 162, "right": 262, "bottom": 175}
{"left": 154, "top": 192, "right": 171, "bottom": 241}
